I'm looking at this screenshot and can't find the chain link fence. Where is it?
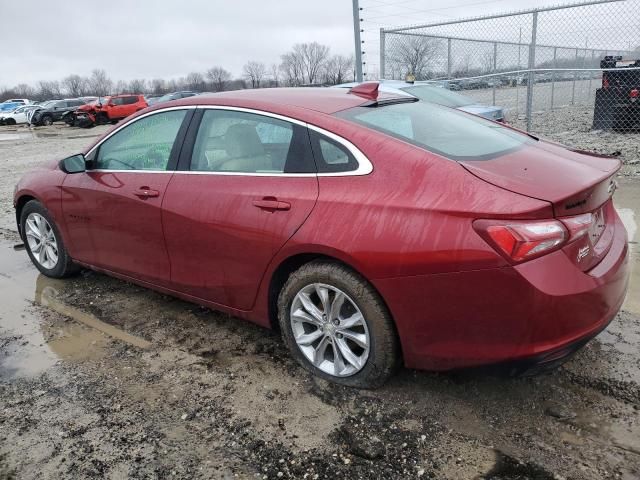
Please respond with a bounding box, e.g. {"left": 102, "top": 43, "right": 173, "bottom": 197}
{"left": 379, "top": 0, "right": 640, "bottom": 137}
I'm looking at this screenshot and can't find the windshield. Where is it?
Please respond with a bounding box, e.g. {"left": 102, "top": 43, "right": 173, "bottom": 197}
{"left": 337, "top": 101, "right": 531, "bottom": 161}
{"left": 400, "top": 85, "right": 475, "bottom": 108}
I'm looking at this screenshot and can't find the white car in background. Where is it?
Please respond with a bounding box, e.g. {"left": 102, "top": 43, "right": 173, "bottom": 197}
{"left": 0, "top": 104, "right": 41, "bottom": 125}
{"left": 1, "top": 98, "right": 31, "bottom": 105}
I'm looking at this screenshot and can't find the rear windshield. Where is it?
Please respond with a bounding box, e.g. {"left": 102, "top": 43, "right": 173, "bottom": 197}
{"left": 336, "top": 101, "right": 532, "bottom": 161}
{"left": 400, "top": 85, "right": 474, "bottom": 108}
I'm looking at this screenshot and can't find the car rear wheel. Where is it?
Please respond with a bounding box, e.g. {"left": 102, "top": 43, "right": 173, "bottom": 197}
{"left": 278, "top": 261, "right": 399, "bottom": 388}
{"left": 5, "top": 118, "right": 16, "bottom": 126}
{"left": 20, "top": 200, "right": 79, "bottom": 278}
{"left": 41, "top": 115, "right": 53, "bottom": 126}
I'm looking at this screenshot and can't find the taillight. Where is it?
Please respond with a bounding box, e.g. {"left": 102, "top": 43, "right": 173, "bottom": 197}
{"left": 560, "top": 213, "right": 593, "bottom": 241}
{"left": 631, "top": 89, "right": 639, "bottom": 99}
{"left": 603, "top": 75, "right": 609, "bottom": 89}
{"left": 473, "top": 219, "right": 567, "bottom": 263}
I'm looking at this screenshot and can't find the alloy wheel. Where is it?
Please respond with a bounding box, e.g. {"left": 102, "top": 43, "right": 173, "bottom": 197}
{"left": 290, "top": 283, "right": 370, "bottom": 377}
{"left": 25, "top": 213, "right": 59, "bottom": 269}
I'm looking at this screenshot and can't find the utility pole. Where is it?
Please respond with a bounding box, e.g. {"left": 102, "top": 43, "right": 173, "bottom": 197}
{"left": 352, "top": 0, "right": 363, "bottom": 82}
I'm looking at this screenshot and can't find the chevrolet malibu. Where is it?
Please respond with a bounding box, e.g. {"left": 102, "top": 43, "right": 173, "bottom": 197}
{"left": 14, "top": 83, "right": 630, "bottom": 388}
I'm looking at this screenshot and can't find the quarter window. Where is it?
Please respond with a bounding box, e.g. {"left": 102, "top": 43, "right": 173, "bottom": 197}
{"left": 93, "top": 110, "right": 187, "bottom": 171}
{"left": 190, "top": 109, "right": 315, "bottom": 174}
{"left": 309, "top": 131, "right": 359, "bottom": 173}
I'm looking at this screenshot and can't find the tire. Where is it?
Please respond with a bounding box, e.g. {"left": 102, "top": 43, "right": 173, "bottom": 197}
{"left": 277, "top": 261, "right": 399, "bottom": 388}
{"left": 5, "top": 118, "right": 16, "bottom": 126}
{"left": 20, "top": 200, "right": 79, "bottom": 278}
{"left": 64, "top": 114, "right": 75, "bottom": 126}
{"left": 41, "top": 115, "right": 53, "bottom": 126}
{"left": 96, "top": 112, "right": 109, "bottom": 125}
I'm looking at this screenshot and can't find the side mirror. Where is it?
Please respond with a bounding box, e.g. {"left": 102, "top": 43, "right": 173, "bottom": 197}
{"left": 59, "top": 154, "right": 86, "bottom": 174}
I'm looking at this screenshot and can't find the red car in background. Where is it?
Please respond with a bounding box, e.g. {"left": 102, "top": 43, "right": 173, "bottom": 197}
{"left": 72, "top": 94, "right": 147, "bottom": 127}
{"left": 13, "top": 84, "right": 629, "bottom": 388}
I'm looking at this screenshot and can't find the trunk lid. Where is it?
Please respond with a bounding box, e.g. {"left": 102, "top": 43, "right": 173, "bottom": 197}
{"left": 460, "top": 141, "right": 621, "bottom": 217}
{"left": 461, "top": 141, "right": 621, "bottom": 271}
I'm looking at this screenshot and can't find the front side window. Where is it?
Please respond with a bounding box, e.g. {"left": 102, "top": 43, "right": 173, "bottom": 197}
{"left": 337, "top": 101, "right": 532, "bottom": 161}
{"left": 93, "top": 110, "right": 187, "bottom": 171}
{"left": 190, "top": 109, "right": 314, "bottom": 174}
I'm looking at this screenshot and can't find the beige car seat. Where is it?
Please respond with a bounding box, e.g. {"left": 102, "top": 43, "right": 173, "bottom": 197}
{"left": 219, "top": 124, "right": 271, "bottom": 172}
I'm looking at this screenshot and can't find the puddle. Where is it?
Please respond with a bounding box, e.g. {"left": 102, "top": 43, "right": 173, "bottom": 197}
{"left": 614, "top": 178, "right": 640, "bottom": 316}
{"left": 0, "top": 241, "right": 150, "bottom": 380}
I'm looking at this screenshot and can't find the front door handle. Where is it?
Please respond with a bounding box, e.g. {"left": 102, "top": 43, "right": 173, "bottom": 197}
{"left": 252, "top": 197, "right": 291, "bottom": 211}
{"left": 134, "top": 187, "right": 160, "bottom": 199}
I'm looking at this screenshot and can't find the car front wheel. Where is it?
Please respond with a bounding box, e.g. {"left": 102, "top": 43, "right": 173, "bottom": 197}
{"left": 41, "top": 115, "right": 53, "bottom": 126}
{"left": 20, "top": 200, "right": 79, "bottom": 278}
{"left": 278, "top": 261, "right": 399, "bottom": 388}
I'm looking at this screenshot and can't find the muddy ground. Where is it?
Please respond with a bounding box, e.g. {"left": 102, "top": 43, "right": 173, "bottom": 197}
{"left": 0, "top": 121, "right": 639, "bottom": 480}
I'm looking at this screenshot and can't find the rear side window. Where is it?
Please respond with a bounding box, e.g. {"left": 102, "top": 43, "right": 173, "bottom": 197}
{"left": 122, "top": 96, "right": 138, "bottom": 105}
{"left": 189, "top": 109, "right": 315, "bottom": 174}
{"left": 336, "top": 101, "right": 532, "bottom": 161}
{"left": 309, "top": 131, "right": 359, "bottom": 173}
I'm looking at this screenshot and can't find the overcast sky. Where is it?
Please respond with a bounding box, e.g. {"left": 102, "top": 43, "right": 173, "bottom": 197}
{"left": 0, "top": 0, "right": 598, "bottom": 87}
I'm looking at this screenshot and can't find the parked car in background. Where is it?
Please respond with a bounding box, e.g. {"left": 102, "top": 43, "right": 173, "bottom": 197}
{"left": 0, "top": 104, "right": 42, "bottom": 125}
{"left": 30, "top": 98, "right": 88, "bottom": 126}
{"left": 147, "top": 91, "right": 198, "bottom": 105}
{"left": 0, "top": 102, "right": 21, "bottom": 116}
{"left": 337, "top": 80, "right": 505, "bottom": 122}
{"left": 1, "top": 98, "right": 30, "bottom": 105}
{"left": 13, "top": 84, "right": 628, "bottom": 387}
{"left": 72, "top": 94, "right": 147, "bottom": 128}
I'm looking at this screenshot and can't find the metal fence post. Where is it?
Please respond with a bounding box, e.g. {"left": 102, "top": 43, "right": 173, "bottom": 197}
{"left": 587, "top": 49, "right": 595, "bottom": 103}
{"left": 525, "top": 11, "right": 538, "bottom": 132}
{"left": 571, "top": 48, "right": 578, "bottom": 105}
{"left": 447, "top": 38, "right": 452, "bottom": 79}
{"left": 551, "top": 46, "right": 557, "bottom": 109}
{"left": 492, "top": 41, "right": 497, "bottom": 106}
{"left": 379, "top": 29, "right": 386, "bottom": 80}
{"left": 352, "top": 0, "right": 363, "bottom": 82}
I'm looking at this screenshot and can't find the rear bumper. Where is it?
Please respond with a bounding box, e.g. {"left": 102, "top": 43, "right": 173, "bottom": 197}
{"left": 374, "top": 211, "right": 630, "bottom": 371}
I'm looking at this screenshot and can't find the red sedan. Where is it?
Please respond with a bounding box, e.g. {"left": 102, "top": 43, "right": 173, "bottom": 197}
{"left": 14, "top": 83, "right": 630, "bottom": 388}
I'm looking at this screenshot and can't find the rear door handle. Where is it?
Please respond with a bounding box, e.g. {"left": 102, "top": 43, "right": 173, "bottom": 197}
{"left": 134, "top": 187, "right": 160, "bottom": 199}
{"left": 252, "top": 197, "right": 291, "bottom": 211}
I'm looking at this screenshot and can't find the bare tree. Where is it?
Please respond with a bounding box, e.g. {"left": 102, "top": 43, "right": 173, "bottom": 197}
{"left": 36, "top": 81, "right": 62, "bottom": 100}
{"left": 323, "top": 54, "right": 355, "bottom": 85}
{"left": 299, "top": 42, "right": 330, "bottom": 84}
{"left": 206, "top": 66, "right": 231, "bottom": 92}
{"left": 114, "top": 80, "right": 127, "bottom": 94}
{"left": 128, "top": 79, "right": 147, "bottom": 94}
{"left": 243, "top": 61, "right": 266, "bottom": 88}
{"left": 13, "top": 83, "right": 36, "bottom": 98}
{"left": 269, "top": 63, "right": 280, "bottom": 87}
{"left": 185, "top": 72, "right": 206, "bottom": 91}
{"left": 280, "top": 52, "right": 304, "bottom": 86}
{"left": 481, "top": 50, "right": 495, "bottom": 74}
{"left": 88, "top": 69, "right": 113, "bottom": 96}
{"left": 62, "top": 75, "right": 85, "bottom": 97}
{"left": 389, "top": 37, "right": 441, "bottom": 80}
{"left": 150, "top": 78, "right": 167, "bottom": 95}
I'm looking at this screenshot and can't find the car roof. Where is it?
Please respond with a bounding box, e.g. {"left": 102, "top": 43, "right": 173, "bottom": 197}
{"left": 175, "top": 87, "right": 403, "bottom": 114}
